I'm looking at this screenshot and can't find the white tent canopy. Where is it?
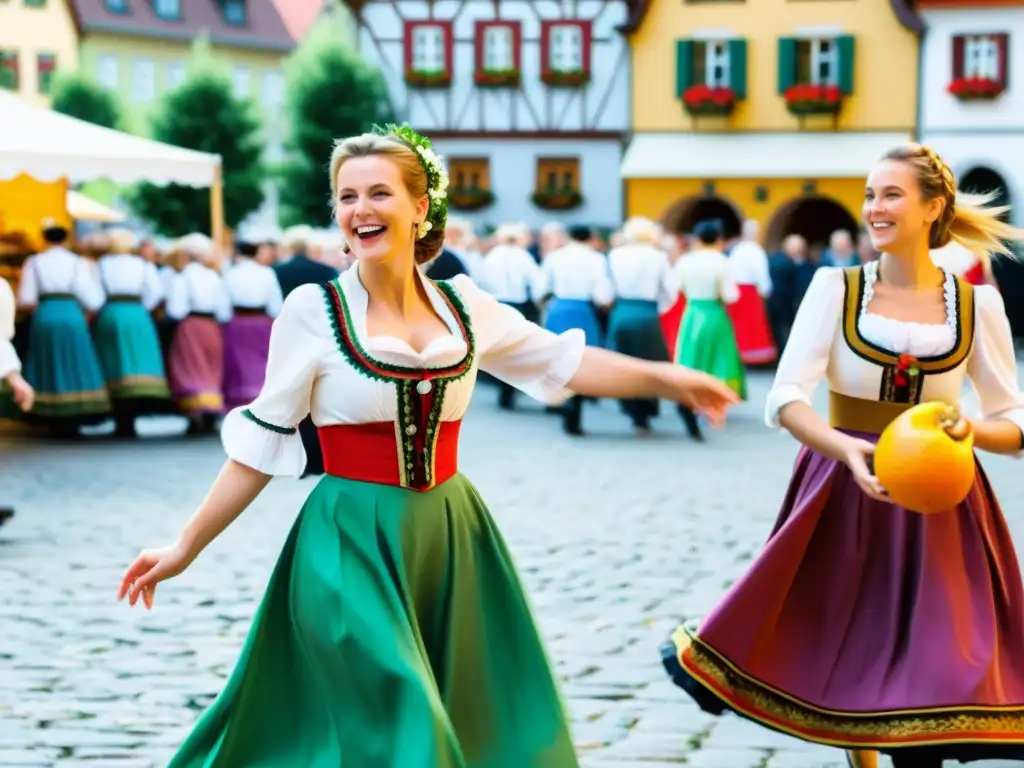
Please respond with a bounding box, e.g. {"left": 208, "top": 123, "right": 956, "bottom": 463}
{"left": 0, "top": 89, "right": 220, "bottom": 187}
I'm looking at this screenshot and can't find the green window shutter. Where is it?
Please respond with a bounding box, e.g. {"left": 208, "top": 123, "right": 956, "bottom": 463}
{"left": 676, "top": 39, "right": 694, "bottom": 97}
{"left": 728, "top": 38, "right": 748, "bottom": 98}
{"left": 837, "top": 35, "right": 855, "bottom": 94}
{"left": 777, "top": 37, "right": 796, "bottom": 94}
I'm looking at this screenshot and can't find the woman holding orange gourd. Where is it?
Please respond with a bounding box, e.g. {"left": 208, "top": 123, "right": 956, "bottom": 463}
{"left": 661, "top": 143, "right": 1024, "bottom": 768}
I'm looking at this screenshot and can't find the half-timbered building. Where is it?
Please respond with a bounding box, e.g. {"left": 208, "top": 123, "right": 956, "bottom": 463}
{"left": 344, "top": 0, "right": 632, "bottom": 230}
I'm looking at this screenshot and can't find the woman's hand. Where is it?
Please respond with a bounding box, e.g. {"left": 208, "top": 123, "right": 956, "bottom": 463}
{"left": 841, "top": 436, "right": 890, "bottom": 503}
{"left": 117, "top": 541, "right": 195, "bottom": 609}
{"left": 5, "top": 372, "right": 34, "bottom": 412}
{"left": 661, "top": 367, "right": 741, "bottom": 428}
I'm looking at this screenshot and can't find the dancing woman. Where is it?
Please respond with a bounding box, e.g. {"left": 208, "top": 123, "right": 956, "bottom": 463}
{"left": 118, "top": 125, "right": 738, "bottom": 767}
{"left": 661, "top": 143, "right": 1024, "bottom": 768}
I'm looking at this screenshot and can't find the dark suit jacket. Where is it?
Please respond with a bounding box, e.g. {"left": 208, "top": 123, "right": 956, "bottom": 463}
{"left": 272, "top": 254, "right": 339, "bottom": 298}
{"left": 424, "top": 249, "right": 468, "bottom": 281}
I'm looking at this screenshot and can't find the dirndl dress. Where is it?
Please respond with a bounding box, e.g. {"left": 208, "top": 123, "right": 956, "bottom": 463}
{"left": 724, "top": 284, "right": 777, "bottom": 365}
{"left": 94, "top": 295, "right": 172, "bottom": 414}
{"left": 674, "top": 298, "right": 747, "bottom": 400}
{"left": 221, "top": 306, "right": 274, "bottom": 412}
{"left": 168, "top": 313, "right": 224, "bottom": 415}
{"left": 662, "top": 264, "right": 1024, "bottom": 764}
{"left": 607, "top": 298, "right": 670, "bottom": 423}
{"left": 164, "top": 267, "right": 585, "bottom": 767}
{"left": 544, "top": 297, "right": 602, "bottom": 347}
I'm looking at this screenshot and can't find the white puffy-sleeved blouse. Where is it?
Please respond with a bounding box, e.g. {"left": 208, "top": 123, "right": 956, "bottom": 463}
{"left": 766, "top": 262, "right": 1024, "bottom": 456}
{"left": 221, "top": 265, "right": 586, "bottom": 481}
{"left": 674, "top": 248, "right": 740, "bottom": 304}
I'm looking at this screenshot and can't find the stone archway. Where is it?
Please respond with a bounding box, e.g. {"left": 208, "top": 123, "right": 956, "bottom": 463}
{"left": 660, "top": 195, "right": 743, "bottom": 239}
{"left": 764, "top": 196, "right": 860, "bottom": 254}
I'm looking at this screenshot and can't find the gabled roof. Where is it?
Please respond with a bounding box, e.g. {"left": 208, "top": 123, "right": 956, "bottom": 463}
{"left": 68, "top": 0, "right": 297, "bottom": 52}
{"left": 619, "top": 0, "right": 922, "bottom": 33}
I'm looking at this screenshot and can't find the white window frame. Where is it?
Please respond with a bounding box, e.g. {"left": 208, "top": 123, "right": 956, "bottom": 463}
{"left": 261, "top": 70, "right": 284, "bottom": 109}
{"left": 809, "top": 38, "right": 839, "bottom": 86}
{"left": 233, "top": 66, "right": 251, "bottom": 97}
{"left": 97, "top": 54, "right": 118, "bottom": 90}
{"left": 547, "top": 23, "right": 584, "bottom": 73}
{"left": 482, "top": 25, "right": 514, "bottom": 72}
{"left": 132, "top": 57, "right": 156, "bottom": 102}
{"left": 154, "top": 0, "right": 179, "bottom": 18}
{"left": 411, "top": 24, "right": 446, "bottom": 74}
{"left": 702, "top": 40, "right": 731, "bottom": 88}
{"left": 964, "top": 35, "right": 1000, "bottom": 80}
{"left": 165, "top": 61, "right": 186, "bottom": 89}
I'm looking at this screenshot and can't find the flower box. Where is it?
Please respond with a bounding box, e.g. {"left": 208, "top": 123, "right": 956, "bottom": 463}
{"left": 783, "top": 84, "right": 843, "bottom": 116}
{"left": 947, "top": 76, "right": 1003, "bottom": 101}
{"left": 448, "top": 188, "right": 495, "bottom": 211}
{"left": 541, "top": 69, "right": 590, "bottom": 87}
{"left": 532, "top": 189, "right": 583, "bottom": 211}
{"left": 683, "top": 85, "right": 737, "bottom": 117}
{"left": 405, "top": 70, "right": 451, "bottom": 89}
{"left": 475, "top": 69, "right": 520, "bottom": 88}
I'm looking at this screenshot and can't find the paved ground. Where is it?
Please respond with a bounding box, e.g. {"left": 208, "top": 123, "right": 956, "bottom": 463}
{"left": 2, "top": 372, "right": 1023, "bottom": 767}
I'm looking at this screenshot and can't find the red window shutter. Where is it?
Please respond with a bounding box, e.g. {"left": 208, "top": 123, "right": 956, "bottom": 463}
{"left": 474, "top": 21, "right": 486, "bottom": 72}
{"left": 951, "top": 35, "right": 965, "bottom": 79}
{"left": 993, "top": 33, "right": 1009, "bottom": 88}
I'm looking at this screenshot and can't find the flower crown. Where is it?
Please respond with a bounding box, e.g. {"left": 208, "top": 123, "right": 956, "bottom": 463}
{"left": 372, "top": 123, "right": 449, "bottom": 240}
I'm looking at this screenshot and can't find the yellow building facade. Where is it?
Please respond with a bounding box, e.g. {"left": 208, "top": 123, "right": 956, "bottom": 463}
{"left": 0, "top": 0, "right": 80, "bottom": 107}
{"left": 620, "top": 0, "right": 922, "bottom": 248}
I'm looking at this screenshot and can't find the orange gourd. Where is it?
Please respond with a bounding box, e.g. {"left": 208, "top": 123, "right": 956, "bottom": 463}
{"left": 874, "top": 401, "right": 976, "bottom": 514}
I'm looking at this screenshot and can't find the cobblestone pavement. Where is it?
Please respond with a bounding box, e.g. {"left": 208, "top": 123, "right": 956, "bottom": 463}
{"left": 2, "top": 372, "right": 1023, "bottom": 767}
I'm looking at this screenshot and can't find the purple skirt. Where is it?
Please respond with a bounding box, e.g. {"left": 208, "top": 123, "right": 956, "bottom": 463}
{"left": 222, "top": 314, "right": 272, "bottom": 412}
{"left": 168, "top": 315, "right": 224, "bottom": 415}
{"left": 663, "top": 431, "right": 1024, "bottom": 762}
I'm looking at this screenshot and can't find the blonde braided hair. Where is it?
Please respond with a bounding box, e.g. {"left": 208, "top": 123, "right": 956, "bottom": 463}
{"left": 881, "top": 143, "right": 1024, "bottom": 258}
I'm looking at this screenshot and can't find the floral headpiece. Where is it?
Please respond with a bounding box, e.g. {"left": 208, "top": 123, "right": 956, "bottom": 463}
{"left": 372, "top": 123, "right": 449, "bottom": 240}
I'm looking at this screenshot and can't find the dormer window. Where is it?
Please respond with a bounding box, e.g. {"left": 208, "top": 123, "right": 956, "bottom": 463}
{"left": 540, "top": 20, "right": 591, "bottom": 86}
{"left": 474, "top": 21, "right": 521, "bottom": 87}
{"left": 949, "top": 33, "right": 1008, "bottom": 100}
{"left": 154, "top": 0, "right": 180, "bottom": 20}
{"left": 223, "top": 0, "right": 246, "bottom": 26}
{"left": 104, "top": 0, "right": 129, "bottom": 12}
{"left": 404, "top": 21, "right": 453, "bottom": 88}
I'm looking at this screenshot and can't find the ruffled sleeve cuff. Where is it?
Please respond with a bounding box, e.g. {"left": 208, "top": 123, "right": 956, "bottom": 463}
{"left": 764, "top": 384, "right": 813, "bottom": 429}
{"left": 516, "top": 327, "right": 586, "bottom": 406}
{"left": 220, "top": 407, "right": 307, "bottom": 477}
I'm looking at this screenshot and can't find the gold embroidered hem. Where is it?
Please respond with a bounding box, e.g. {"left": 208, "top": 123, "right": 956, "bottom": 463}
{"left": 672, "top": 627, "right": 1024, "bottom": 748}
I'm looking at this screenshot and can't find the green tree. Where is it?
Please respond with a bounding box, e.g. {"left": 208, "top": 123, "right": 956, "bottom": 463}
{"left": 278, "top": 22, "right": 395, "bottom": 228}
{"left": 49, "top": 71, "right": 122, "bottom": 129}
{"left": 129, "top": 38, "right": 265, "bottom": 236}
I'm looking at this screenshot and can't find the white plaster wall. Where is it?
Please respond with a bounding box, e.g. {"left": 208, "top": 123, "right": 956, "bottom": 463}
{"left": 428, "top": 138, "right": 623, "bottom": 228}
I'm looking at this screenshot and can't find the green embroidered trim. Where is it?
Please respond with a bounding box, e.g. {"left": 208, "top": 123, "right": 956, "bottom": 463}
{"left": 422, "top": 378, "right": 449, "bottom": 488}
{"left": 433, "top": 279, "right": 476, "bottom": 381}
{"left": 396, "top": 380, "right": 414, "bottom": 487}
{"left": 241, "top": 408, "right": 297, "bottom": 435}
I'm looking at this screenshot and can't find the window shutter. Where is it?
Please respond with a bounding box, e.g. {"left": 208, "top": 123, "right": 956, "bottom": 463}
{"left": 836, "top": 35, "right": 855, "bottom": 94}
{"left": 994, "top": 33, "right": 1009, "bottom": 88}
{"left": 951, "top": 34, "right": 965, "bottom": 79}
{"left": 728, "top": 38, "right": 747, "bottom": 98}
{"left": 676, "top": 39, "right": 693, "bottom": 97}
{"left": 777, "top": 37, "right": 796, "bottom": 94}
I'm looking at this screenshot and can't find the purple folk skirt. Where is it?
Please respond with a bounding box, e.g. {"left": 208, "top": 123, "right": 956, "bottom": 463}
{"left": 168, "top": 315, "right": 224, "bottom": 416}
{"left": 221, "top": 313, "right": 272, "bottom": 412}
{"left": 663, "top": 430, "right": 1024, "bottom": 763}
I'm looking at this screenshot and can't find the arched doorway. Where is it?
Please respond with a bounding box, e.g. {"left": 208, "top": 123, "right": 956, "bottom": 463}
{"left": 764, "top": 196, "right": 859, "bottom": 255}
{"left": 661, "top": 195, "right": 743, "bottom": 238}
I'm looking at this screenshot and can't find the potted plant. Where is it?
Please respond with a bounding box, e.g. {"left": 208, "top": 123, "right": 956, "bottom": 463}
{"left": 541, "top": 69, "right": 590, "bottom": 87}
{"left": 947, "top": 76, "right": 1003, "bottom": 101}
{"left": 682, "top": 85, "right": 737, "bottom": 117}
{"left": 405, "top": 69, "right": 451, "bottom": 88}
{"left": 783, "top": 83, "right": 843, "bottom": 116}
{"left": 475, "top": 68, "right": 520, "bottom": 88}
{"left": 448, "top": 186, "right": 495, "bottom": 211}
{"left": 532, "top": 188, "right": 583, "bottom": 211}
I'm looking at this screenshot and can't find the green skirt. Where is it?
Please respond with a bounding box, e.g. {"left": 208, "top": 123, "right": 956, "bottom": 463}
{"left": 94, "top": 300, "right": 172, "bottom": 408}
{"left": 169, "top": 473, "right": 579, "bottom": 768}
{"left": 674, "top": 298, "right": 747, "bottom": 400}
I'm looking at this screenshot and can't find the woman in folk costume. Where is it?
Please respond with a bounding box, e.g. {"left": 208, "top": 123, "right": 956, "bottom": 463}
{"left": 930, "top": 238, "right": 997, "bottom": 286}
{"left": 221, "top": 241, "right": 284, "bottom": 413}
{"left": 93, "top": 228, "right": 171, "bottom": 438}
{"left": 673, "top": 219, "right": 747, "bottom": 441}
{"left": 536, "top": 224, "right": 614, "bottom": 436}
{"left": 661, "top": 143, "right": 1024, "bottom": 768}
{"left": 117, "top": 125, "right": 739, "bottom": 768}
{"left": 659, "top": 232, "right": 687, "bottom": 359}
{"left": 725, "top": 219, "right": 777, "bottom": 365}
{"left": 13, "top": 220, "right": 110, "bottom": 436}
{"left": 606, "top": 216, "right": 677, "bottom": 434}
{"left": 164, "top": 233, "right": 231, "bottom": 435}
{"left": 478, "top": 222, "right": 542, "bottom": 411}
{"left": 0, "top": 275, "right": 35, "bottom": 527}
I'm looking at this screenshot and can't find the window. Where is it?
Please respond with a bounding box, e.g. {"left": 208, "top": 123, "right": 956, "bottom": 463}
{"left": 675, "top": 38, "right": 748, "bottom": 105}
{"left": 961, "top": 34, "right": 1003, "bottom": 80}
{"left": 484, "top": 25, "right": 513, "bottom": 70}
{"left": 166, "top": 61, "right": 186, "bottom": 89}
{"left": 536, "top": 157, "right": 580, "bottom": 194}
{"left": 411, "top": 24, "right": 446, "bottom": 73}
{"left": 133, "top": 58, "right": 156, "bottom": 101}
{"left": 104, "top": 0, "right": 128, "bottom": 11}
{"left": 404, "top": 21, "right": 453, "bottom": 86}
{"left": 154, "top": 0, "right": 180, "bottom": 19}
{"left": 233, "top": 66, "right": 250, "bottom": 97}
{"left": 797, "top": 39, "right": 838, "bottom": 86}
{"left": 36, "top": 53, "right": 55, "bottom": 94}
{"left": 261, "top": 70, "right": 283, "bottom": 108}
{"left": 449, "top": 157, "right": 491, "bottom": 192}
{"left": 949, "top": 33, "right": 1008, "bottom": 99}
{"left": 0, "top": 51, "right": 18, "bottom": 91}
{"left": 223, "top": 0, "right": 246, "bottom": 26}
{"left": 540, "top": 21, "right": 591, "bottom": 85}
{"left": 693, "top": 41, "right": 731, "bottom": 87}
{"left": 97, "top": 54, "right": 118, "bottom": 89}
{"left": 474, "top": 21, "right": 521, "bottom": 86}
{"left": 777, "top": 35, "right": 854, "bottom": 96}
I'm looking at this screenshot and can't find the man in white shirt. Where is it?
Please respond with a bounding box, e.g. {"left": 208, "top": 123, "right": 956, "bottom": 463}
{"left": 1, "top": 277, "right": 36, "bottom": 526}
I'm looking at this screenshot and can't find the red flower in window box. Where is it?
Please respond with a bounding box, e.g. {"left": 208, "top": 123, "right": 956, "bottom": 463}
{"left": 405, "top": 69, "right": 452, "bottom": 89}
{"left": 541, "top": 69, "right": 590, "bottom": 87}
{"left": 474, "top": 69, "right": 520, "bottom": 88}
{"left": 783, "top": 83, "right": 843, "bottom": 116}
{"left": 947, "top": 76, "right": 1003, "bottom": 101}
{"left": 682, "top": 85, "right": 737, "bottom": 116}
